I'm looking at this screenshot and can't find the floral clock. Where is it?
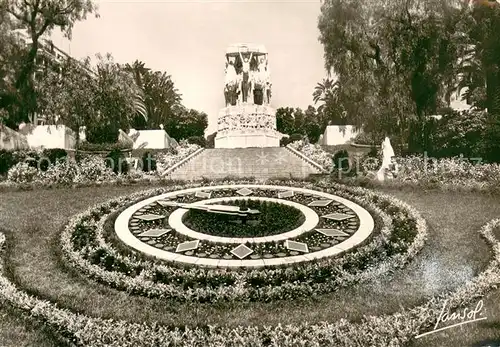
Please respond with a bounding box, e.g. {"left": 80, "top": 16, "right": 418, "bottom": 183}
{"left": 115, "top": 185, "right": 375, "bottom": 268}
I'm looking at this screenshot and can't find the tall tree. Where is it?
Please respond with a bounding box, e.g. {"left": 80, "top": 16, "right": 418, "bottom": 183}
{"left": 86, "top": 53, "right": 146, "bottom": 143}
{"left": 318, "top": 0, "right": 466, "bottom": 152}
{"left": 124, "top": 60, "right": 182, "bottom": 130}
{"left": 304, "top": 105, "right": 323, "bottom": 143}
{"left": 460, "top": 0, "right": 500, "bottom": 116}
{"left": 164, "top": 105, "right": 207, "bottom": 140}
{"left": 313, "top": 77, "right": 348, "bottom": 126}
{"left": 276, "top": 107, "right": 296, "bottom": 135}
{"left": 36, "top": 56, "right": 96, "bottom": 155}
{"left": 0, "top": 3, "right": 24, "bottom": 124}
{"left": 0, "top": 0, "right": 98, "bottom": 126}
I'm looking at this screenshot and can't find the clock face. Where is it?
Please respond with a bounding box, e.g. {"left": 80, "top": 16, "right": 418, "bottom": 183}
{"left": 115, "top": 185, "right": 374, "bottom": 268}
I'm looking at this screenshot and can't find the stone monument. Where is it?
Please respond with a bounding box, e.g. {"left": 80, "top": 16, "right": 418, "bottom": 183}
{"left": 215, "top": 44, "right": 280, "bottom": 148}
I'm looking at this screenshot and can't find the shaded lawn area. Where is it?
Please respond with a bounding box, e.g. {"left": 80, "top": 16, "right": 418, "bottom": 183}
{"left": 408, "top": 225, "right": 500, "bottom": 347}
{"left": 0, "top": 303, "right": 63, "bottom": 347}
{"left": 0, "top": 185, "right": 499, "bottom": 346}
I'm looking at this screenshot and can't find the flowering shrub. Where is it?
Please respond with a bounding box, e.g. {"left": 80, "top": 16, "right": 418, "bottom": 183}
{"left": 392, "top": 156, "right": 500, "bottom": 188}
{"left": 1, "top": 141, "right": 200, "bottom": 188}
{"left": 60, "top": 179, "right": 427, "bottom": 303}
{"left": 288, "top": 139, "right": 332, "bottom": 171}
{"left": 156, "top": 140, "right": 201, "bottom": 172}
{"left": 289, "top": 138, "right": 500, "bottom": 190}
{"left": 35, "top": 160, "right": 79, "bottom": 186}
{"left": 5, "top": 156, "right": 118, "bottom": 186}
{"left": 74, "top": 156, "right": 116, "bottom": 183}
{"left": 7, "top": 162, "right": 38, "bottom": 184}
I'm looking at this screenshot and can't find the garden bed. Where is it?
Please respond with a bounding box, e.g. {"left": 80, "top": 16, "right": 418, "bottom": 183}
{"left": 0, "top": 188, "right": 499, "bottom": 345}
{"left": 60, "top": 180, "right": 426, "bottom": 303}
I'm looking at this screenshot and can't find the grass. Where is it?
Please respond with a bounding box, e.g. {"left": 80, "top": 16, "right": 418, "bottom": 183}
{"left": 0, "top": 301, "right": 64, "bottom": 347}
{"left": 0, "top": 185, "right": 499, "bottom": 346}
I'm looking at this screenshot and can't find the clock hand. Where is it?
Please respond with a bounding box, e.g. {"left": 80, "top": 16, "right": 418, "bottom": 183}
{"left": 161, "top": 201, "right": 260, "bottom": 216}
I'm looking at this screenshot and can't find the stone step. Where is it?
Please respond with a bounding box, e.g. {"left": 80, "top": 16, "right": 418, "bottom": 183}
{"left": 166, "top": 147, "right": 322, "bottom": 181}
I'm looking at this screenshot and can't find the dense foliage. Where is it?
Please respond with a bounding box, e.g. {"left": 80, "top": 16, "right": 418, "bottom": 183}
{"left": 0, "top": 141, "right": 200, "bottom": 185}
{"left": 141, "top": 152, "right": 157, "bottom": 173}
{"left": 316, "top": 0, "right": 500, "bottom": 154}
{"left": 276, "top": 106, "right": 323, "bottom": 143}
{"left": 104, "top": 149, "right": 129, "bottom": 175}
{"left": 186, "top": 135, "right": 206, "bottom": 148}
{"left": 0, "top": 0, "right": 98, "bottom": 127}
{"left": 0, "top": 149, "right": 15, "bottom": 174}
{"left": 78, "top": 141, "right": 131, "bottom": 153}
{"left": 332, "top": 149, "right": 350, "bottom": 170}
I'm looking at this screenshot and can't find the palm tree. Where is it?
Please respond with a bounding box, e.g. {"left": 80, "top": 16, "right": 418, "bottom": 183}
{"left": 313, "top": 77, "right": 347, "bottom": 126}
{"left": 122, "top": 60, "right": 148, "bottom": 123}
{"left": 125, "top": 61, "right": 182, "bottom": 130}
{"left": 313, "top": 77, "right": 338, "bottom": 113}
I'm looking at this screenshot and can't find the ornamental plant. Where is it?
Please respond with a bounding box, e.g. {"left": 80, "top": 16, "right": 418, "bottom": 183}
{"left": 289, "top": 139, "right": 333, "bottom": 171}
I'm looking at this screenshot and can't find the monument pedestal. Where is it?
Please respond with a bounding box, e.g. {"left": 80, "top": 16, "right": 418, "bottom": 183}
{"left": 215, "top": 131, "right": 279, "bottom": 148}
{"left": 214, "top": 105, "right": 280, "bottom": 148}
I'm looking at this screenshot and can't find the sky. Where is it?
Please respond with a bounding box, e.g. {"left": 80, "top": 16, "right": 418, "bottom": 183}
{"left": 51, "top": 0, "right": 327, "bottom": 134}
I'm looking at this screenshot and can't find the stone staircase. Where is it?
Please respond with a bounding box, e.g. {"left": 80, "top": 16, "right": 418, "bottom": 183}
{"left": 164, "top": 147, "right": 325, "bottom": 181}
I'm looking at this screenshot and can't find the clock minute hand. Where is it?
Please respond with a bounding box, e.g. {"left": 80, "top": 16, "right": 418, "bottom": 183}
{"left": 161, "top": 201, "right": 260, "bottom": 216}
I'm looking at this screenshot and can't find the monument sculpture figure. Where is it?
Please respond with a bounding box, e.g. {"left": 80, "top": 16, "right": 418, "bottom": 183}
{"left": 376, "top": 137, "right": 395, "bottom": 181}
{"left": 215, "top": 44, "right": 279, "bottom": 148}
{"left": 239, "top": 51, "right": 253, "bottom": 103}
{"left": 224, "top": 59, "right": 239, "bottom": 106}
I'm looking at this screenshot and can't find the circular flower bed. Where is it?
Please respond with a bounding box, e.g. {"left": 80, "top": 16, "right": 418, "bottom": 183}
{"left": 116, "top": 185, "right": 368, "bottom": 266}
{"left": 60, "top": 179, "right": 428, "bottom": 303}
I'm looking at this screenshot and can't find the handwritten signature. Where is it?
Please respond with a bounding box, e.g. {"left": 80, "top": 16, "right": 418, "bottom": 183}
{"left": 415, "top": 299, "right": 487, "bottom": 339}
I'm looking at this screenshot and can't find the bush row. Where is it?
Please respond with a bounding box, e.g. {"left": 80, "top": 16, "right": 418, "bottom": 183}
{"left": 60, "top": 179, "right": 427, "bottom": 303}
{"left": 289, "top": 139, "right": 500, "bottom": 190}
{"left": 0, "top": 141, "right": 201, "bottom": 186}
{"left": 0, "top": 148, "right": 68, "bottom": 174}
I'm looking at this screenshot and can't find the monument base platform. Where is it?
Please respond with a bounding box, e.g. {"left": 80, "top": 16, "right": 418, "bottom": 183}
{"left": 215, "top": 104, "right": 280, "bottom": 148}
{"left": 215, "top": 131, "right": 279, "bottom": 148}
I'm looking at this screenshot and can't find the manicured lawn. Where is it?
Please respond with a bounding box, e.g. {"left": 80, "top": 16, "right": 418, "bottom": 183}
{"left": 0, "top": 185, "right": 499, "bottom": 346}
{"left": 0, "top": 303, "right": 62, "bottom": 347}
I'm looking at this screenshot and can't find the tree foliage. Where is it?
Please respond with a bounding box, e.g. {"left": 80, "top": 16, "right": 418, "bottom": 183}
{"left": 276, "top": 105, "right": 323, "bottom": 143}
{"left": 85, "top": 54, "right": 146, "bottom": 143}
{"left": 164, "top": 106, "right": 207, "bottom": 140}
{"left": 317, "top": 0, "right": 472, "bottom": 152}
{"left": 0, "top": 0, "right": 98, "bottom": 126}
{"left": 36, "top": 56, "right": 96, "bottom": 149}
{"left": 458, "top": 0, "right": 500, "bottom": 115}
{"left": 37, "top": 53, "right": 146, "bottom": 145}
{"left": 313, "top": 77, "right": 348, "bottom": 127}
{"left": 124, "top": 60, "right": 182, "bottom": 130}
